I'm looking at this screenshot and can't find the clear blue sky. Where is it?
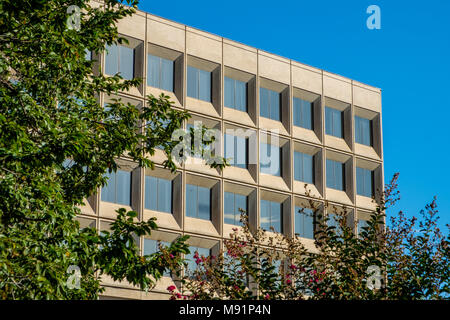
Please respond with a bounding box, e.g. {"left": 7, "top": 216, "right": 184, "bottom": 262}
{"left": 138, "top": 0, "right": 450, "bottom": 229}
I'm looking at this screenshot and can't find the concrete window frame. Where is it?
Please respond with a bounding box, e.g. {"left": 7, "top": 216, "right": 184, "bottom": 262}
{"left": 324, "top": 97, "right": 352, "bottom": 153}
{"left": 325, "top": 150, "right": 354, "bottom": 206}
{"left": 354, "top": 106, "right": 382, "bottom": 160}
{"left": 146, "top": 43, "right": 184, "bottom": 108}
{"left": 355, "top": 158, "right": 382, "bottom": 210}
{"left": 259, "top": 132, "right": 291, "bottom": 192}
{"left": 186, "top": 55, "right": 221, "bottom": 117}
{"left": 292, "top": 141, "right": 323, "bottom": 198}
{"left": 292, "top": 87, "right": 322, "bottom": 145}
{"left": 102, "top": 34, "right": 145, "bottom": 97}
{"left": 184, "top": 174, "right": 221, "bottom": 237}
{"left": 258, "top": 77, "right": 290, "bottom": 136}
{"left": 142, "top": 166, "right": 183, "bottom": 230}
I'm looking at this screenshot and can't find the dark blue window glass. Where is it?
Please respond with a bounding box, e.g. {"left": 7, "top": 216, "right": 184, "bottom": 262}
{"left": 224, "top": 77, "right": 247, "bottom": 112}
{"left": 224, "top": 192, "right": 247, "bottom": 226}
{"left": 260, "top": 200, "right": 282, "bottom": 233}
{"left": 187, "top": 66, "right": 211, "bottom": 102}
{"left": 186, "top": 184, "right": 211, "bottom": 221}
{"left": 355, "top": 116, "right": 372, "bottom": 146}
{"left": 101, "top": 170, "right": 131, "bottom": 206}
{"left": 293, "top": 97, "right": 313, "bottom": 130}
{"left": 147, "top": 54, "right": 174, "bottom": 92}
{"left": 294, "top": 207, "right": 314, "bottom": 239}
{"left": 144, "top": 176, "right": 172, "bottom": 213}
{"left": 224, "top": 134, "right": 247, "bottom": 169}
{"left": 260, "top": 143, "right": 281, "bottom": 176}
{"left": 260, "top": 87, "right": 280, "bottom": 121}
{"left": 105, "top": 44, "right": 134, "bottom": 80}
{"left": 325, "top": 107, "right": 343, "bottom": 138}
{"left": 294, "top": 151, "right": 314, "bottom": 184}
{"left": 356, "top": 167, "right": 373, "bottom": 197}
{"left": 326, "top": 159, "right": 345, "bottom": 191}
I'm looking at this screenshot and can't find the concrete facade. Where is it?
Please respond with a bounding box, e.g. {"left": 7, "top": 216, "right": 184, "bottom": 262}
{"left": 81, "top": 0, "right": 384, "bottom": 299}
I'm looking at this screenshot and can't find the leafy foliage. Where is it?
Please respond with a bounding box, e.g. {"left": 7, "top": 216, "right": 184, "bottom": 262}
{"left": 0, "top": 0, "right": 226, "bottom": 299}
{"left": 170, "top": 174, "right": 449, "bottom": 300}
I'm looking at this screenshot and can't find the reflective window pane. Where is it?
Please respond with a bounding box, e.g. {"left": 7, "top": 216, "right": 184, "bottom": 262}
{"left": 355, "top": 116, "right": 372, "bottom": 146}
{"left": 187, "top": 66, "right": 198, "bottom": 99}
{"left": 197, "top": 186, "right": 211, "bottom": 220}
{"left": 105, "top": 44, "right": 118, "bottom": 76}
{"left": 295, "top": 207, "right": 314, "bottom": 239}
{"left": 260, "top": 87, "right": 269, "bottom": 118}
{"left": 198, "top": 69, "right": 211, "bottom": 102}
{"left": 260, "top": 200, "right": 271, "bottom": 231}
{"left": 186, "top": 184, "right": 197, "bottom": 217}
{"left": 119, "top": 45, "right": 134, "bottom": 80}
{"left": 327, "top": 159, "right": 344, "bottom": 191}
{"left": 224, "top": 192, "right": 235, "bottom": 225}
{"left": 235, "top": 193, "right": 247, "bottom": 224}
{"left": 357, "top": 167, "right": 373, "bottom": 197}
{"left": 160, "top": 57, "right": 174, "bottom": 92}
{"left": 101, "top": 171, "right": 116, "bottom": 203}
{"left": 116, "top": 170, "right": 131, "bottom": 205}
{"left": 147, "top": 54, "right": 160, "bottom": 88}
{"left": 144, "top": 176, "right": 158, "bottom": 211}
{"left": 294, "top": 151, "right": 314, "bottom": 184}
{"left": 224, "top": 77, "right": 234, "bottom": 108}
{"left": 269, "top": 90, "right": 280, "bottom": 121}
{"left": 235, "top": 136, "right": 247, "bottom": 169}
{"left": 158, "top": 177, "right": 172, "bottom": 213}
{"left": 235, "top": 79, "right": 247, "bottom": 112}
{"left": 325, "top": 107, "right": 343, "bottom": 138}
{"left": 271, "top": 201, "right": 282, "bottom": 233}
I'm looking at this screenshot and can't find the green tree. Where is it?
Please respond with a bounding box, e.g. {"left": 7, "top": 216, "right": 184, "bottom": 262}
{"left": 0, "top": 0, "right": 226, "bottom": 299}
{"left": 170, "top": 174, "right": 449, "bottom": 300}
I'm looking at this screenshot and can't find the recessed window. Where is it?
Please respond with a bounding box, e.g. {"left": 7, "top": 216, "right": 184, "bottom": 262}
{"left": 294, "top": 207, "right": 314, "bottom": 239}
{"left": 105, "top": 44, "right": 134, "bottom": 80}
{"left": 144, "top": 176, "right": 172, "bottom": 213}
{"left": 101, "top": 170, "right": 131, "bottom": 205}
{"left": 187, "top": 66, "right": 211, "bottom": 102}
{"left": 143, "top": 239, "right": 171, "bottom": 276}
{"left": 355, "top": 116, "right": 372, "bottom": 146}
{"left": 325, "top": 107, "right": 343, "bottom": 138}
{"left": 224, "top": 77, "right": 247, "bottom": 112}
{"left": 224, "top": 133, "right": 248, "bottom": 169}
{"left": 356, "top": 167, "right": 373, "bottom": 197}
{"left": 224, "top": 192, "right": 247, "bottom": 226}
{"left": 260, "top": 87, "right": 280, "bottom": 121}
{"left": 326, "top": 159, "right": 345, "bottom": 191}
{"left": 260, "top": 143, "right": 281, "bottom": 176}
{"left": 293, "top": 97, "right": 313, "bottom": 130}
{"left": 147, "top": 54, "right": 174, "bottom": 91}
{"left": 260, "top": 199, "right": 282, "bottom": 233}
{"left": 186, "top": 184, "right": 211, "bottom": 220}
{"left": 294, "top": 151, "right": 314, "bottom": 184}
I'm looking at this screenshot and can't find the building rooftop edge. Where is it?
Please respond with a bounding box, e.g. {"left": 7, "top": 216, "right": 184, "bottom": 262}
{"left": 93, "top": 0, "right": 382, "bottom": 93}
